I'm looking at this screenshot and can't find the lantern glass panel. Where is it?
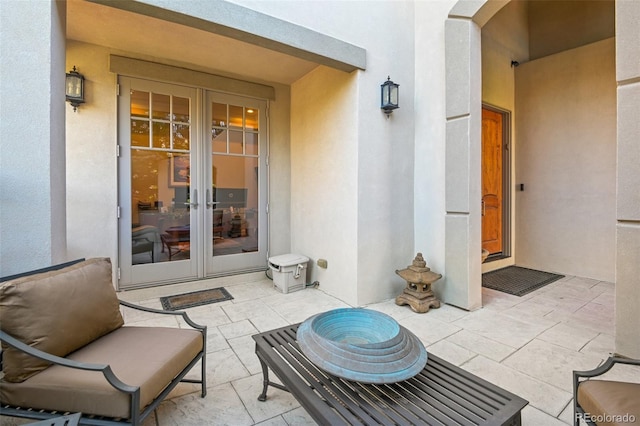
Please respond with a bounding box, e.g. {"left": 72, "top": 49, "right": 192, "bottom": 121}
{"left": 382, "top": 85, "right": 391, "bottom": 107}
{"left": 390, "top": 85, "right": 398, "bottom": 106}
{"left": 66, "top": 75, "right": 83, "bottom": 99}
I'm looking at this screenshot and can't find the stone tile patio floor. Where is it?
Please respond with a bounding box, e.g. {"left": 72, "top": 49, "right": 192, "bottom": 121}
{"left": 4, "top": 272, "right": 638, "bottom": 425}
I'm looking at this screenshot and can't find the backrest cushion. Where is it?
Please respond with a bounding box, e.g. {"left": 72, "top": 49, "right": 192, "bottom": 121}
{"left": 0, "top": 258, "right": 124, "bottom": 382}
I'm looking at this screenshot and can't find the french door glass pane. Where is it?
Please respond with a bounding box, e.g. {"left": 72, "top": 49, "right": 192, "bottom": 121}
{"left": 212, "top": 129, "right": 227, "bottom": 153}
{"left": 131, "top": 90, "right": 149, "bottom": 118}
{"left": 245, "top": 108, "right": 258, "bottom": 131}
{"left": 212, "top": 155, "right": 259, "bottom": 256}
{"left": 229, "top": 130, "right": 243, "bottom": 154}
{"left": 130, "top": 90, "right": 192, "bottom": 265}
{"left": 212, "top": 103, "right": 227, "bottom": 127}
{"left": 229, "top": 105, "right": 243, "bottom": 129}
{"left": 210, "top": 99, "right": 260, "bottom": 258}
{"left": 174, "top": 124, "right": 190, "bottom": 150}
{"left": 152, "top": 122, "right": 171, "bottom": 149}
{"left": 246, "top": 132, "right": 258, "bottom": 155}
{"left": 152, "top": 93, "right": 171, "bottom": 120}
{"left": 131, "top": 120, "right": 149, "bottom": 147}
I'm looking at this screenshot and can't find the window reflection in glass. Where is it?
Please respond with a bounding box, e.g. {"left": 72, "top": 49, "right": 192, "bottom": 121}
{"left": 173, "top": 124, "right": 190, "bottom": 150}
{"left": 131, "top": 120, "right": 149, "bottom": 147}
{"left": 152, "top": 93, "right": 171, "bottom": 120}
{"left": 174, "top": 96, "right": 190, "bottom": 123}
{"left": 229, "top": 105, "right": 243, "bottom": 129}
{"left": 131, "top": 91, "right": 149, "bottom": 118}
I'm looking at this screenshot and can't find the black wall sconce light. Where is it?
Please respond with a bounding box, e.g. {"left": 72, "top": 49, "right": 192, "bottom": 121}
{"left": 381, "top": 76, "right": 399, "bottom": 117}
{"left": 65, "top": 66, "right": 85, "bottom": 112}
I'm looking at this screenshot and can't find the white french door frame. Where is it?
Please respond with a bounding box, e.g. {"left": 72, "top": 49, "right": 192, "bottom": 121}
{"left": 117, "top": 77, "right": 200, "bottom": 289}
{"left": 204, "top": 91, "right": 268, "bottom": 276}
{"left": 117, "top": 76, "right": 269, "bottom": 289}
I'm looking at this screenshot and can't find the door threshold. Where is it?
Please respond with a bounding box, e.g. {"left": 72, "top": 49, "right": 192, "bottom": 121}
{"left": 485, "top": 253, "right": 510, "bottom": 263}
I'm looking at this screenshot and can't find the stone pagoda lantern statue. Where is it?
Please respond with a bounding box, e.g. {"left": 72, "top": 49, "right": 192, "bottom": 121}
{"left": 395, "top": 252, "right": 442, "bottom": 313}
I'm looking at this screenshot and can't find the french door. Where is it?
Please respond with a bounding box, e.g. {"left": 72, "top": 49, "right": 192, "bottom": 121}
{"left": 118, "top": 77, "right": 268, "bottom": 289}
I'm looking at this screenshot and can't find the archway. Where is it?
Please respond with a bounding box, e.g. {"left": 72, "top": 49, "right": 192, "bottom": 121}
{"left": 442, "top": 0, "right": 620, "bottom": 310}
{"left": 441, "top": 0, "right": 508, "bottom": 310}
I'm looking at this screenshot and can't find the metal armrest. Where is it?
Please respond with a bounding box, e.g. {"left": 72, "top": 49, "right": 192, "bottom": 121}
{"left": 573, "top": 356, "right": 640, "bottom": 426}
{"left": 574, "top": 356, "right": 640, "bottom": 380}
{"left": 0, "top": 330, "right": 138, "bottom": 395}
{"left": 118, "top": 299, "right": 206, "bottom": 331}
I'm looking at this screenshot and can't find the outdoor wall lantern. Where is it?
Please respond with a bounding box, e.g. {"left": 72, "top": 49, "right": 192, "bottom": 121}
{"left": 380, "top": 76, "right": 399, "bottom": 117}
{"left": 65, "top": 66, "right": 85, "bottom": 112}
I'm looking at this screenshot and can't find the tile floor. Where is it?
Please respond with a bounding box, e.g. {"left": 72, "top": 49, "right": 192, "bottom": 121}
{"left": 4, "top": 271, "right": 638, "bottom": 425}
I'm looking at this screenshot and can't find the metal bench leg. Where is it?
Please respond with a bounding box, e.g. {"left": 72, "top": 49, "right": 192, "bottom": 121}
{"left": 258, "top": 355, "right": 270, "bottom": 401}
{"left": 256, "top": 351, "right": 288, "bottom": 401}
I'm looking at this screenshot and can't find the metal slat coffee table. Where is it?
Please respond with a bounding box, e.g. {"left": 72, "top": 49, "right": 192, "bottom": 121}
{"left": 253, "top": 324, "right": 528, "bottom": 426}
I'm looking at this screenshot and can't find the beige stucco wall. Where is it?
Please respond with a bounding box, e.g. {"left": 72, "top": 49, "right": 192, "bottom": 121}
{"left": 413, "top": 0, "right": 458, "bottom": 307}
{"left": 290, "top": 67, "right": 359, "bottom": 304}
{"left": 0, "top": 0, "right": 67, "bottom": 276}
{"left": 240, "top": 0, "right": 418, "bottom": 306}
{"left": 66, "top": 41, "right": 118, "bottom": 263}
{"left": 515, "top": 38, "right": 616, "bottom": 282}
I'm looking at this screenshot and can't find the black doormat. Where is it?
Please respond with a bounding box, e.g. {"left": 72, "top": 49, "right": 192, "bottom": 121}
{"left": 482, "top": 266, "right": 564, "bottom": 296}
{"left": 160, "top": 287, "right": 233, "bottom": 311}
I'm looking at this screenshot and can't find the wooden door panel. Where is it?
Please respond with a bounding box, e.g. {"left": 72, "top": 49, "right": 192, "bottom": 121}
{"left": 482, "top": 108, "right": 503, "bottom": 255}
{"left": 482, "top": 194, "right": 501, "bottom": 252}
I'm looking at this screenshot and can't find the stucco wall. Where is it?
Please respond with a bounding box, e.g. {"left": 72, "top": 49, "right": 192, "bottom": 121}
{"left": 66, "top": 41, "right": 118, "bottom": 264}
{"left": 0, "top": 1, "right": 67, "bottom": 276}
{"left": 413, "top": 0, "right": 457, "bottom": 306}
{"left": 514, "top": 38, "right": 616, "bottom": 282}
{"left": 236, "top": 0, "right": 418, "bottom": 306}
{"left": 290, "top": 67, "right": 359, "bottom": 304}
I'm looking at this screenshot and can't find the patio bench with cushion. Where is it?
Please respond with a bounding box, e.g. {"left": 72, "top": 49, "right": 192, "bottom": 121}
{"left": 0, "top": 258, "right": 207, "bottom": 425}
{"left": 573, "top": 356, "right": 640, "bottom": 426}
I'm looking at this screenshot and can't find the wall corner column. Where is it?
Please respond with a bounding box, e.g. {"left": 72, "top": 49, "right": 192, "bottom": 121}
{"left": 442, "top": 16, "right": 483, "bottom": 310}
{"left": 614, "top": 0, "right": 640, "bottom": 359}
{"left": 0, "top": 0, "right": 67, "bottom": 275}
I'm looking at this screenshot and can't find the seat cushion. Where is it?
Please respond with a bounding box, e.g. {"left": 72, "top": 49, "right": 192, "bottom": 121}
{"left": 577, "top": 380, "right": 640, "bottom": 426}
{"left": 0, "top": 258, "right": 124, "bottom": 382}
{"left": 0, "top": 326, "right": 204, "bottom": 419}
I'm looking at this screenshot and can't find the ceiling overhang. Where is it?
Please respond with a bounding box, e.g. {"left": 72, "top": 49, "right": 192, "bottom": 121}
{"left": 74, "top": 0, "right": 365, "bottom": 86}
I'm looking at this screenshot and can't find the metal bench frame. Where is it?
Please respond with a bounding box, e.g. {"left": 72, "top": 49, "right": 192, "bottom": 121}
{"left": 253, "top": 323, "right": 528, "bottom": 426}
{"left": 1, "top": 300, "right": 206, "bottom": 426}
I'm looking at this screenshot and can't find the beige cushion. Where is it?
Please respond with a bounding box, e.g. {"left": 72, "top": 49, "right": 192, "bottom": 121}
{"left": 577, "top": 380, "right": 640, "bottom": 426}
{"left": 0, "top": 326, "right": 204, "bottom": 419}
{"left": 0, "top": 258, "right": 124, "bottom": 382}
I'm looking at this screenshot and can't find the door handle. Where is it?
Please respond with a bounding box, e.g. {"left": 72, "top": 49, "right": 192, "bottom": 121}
{"left": 184, "top": 189, "right": 198, "bottom": 208}
{"left": 206, "top": 189, "right": 218, "bottom": 208}
{"left": 481, "top": 199, "right": 485, "bottom": 216}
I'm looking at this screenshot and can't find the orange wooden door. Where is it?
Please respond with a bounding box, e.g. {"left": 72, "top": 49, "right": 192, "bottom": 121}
{"left": 482, "top": 107, "right": 503, "bottom": 255}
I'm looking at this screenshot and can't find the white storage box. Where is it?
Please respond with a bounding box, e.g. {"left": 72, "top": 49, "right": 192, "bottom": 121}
{"left": 268, "top": 254, "right": 309, "bottom": 293}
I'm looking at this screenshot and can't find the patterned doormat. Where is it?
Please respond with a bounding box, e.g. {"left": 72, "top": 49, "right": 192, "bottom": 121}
{"left": 160, "top": 287, "right": 233, "bottom": 311}
{"left": 482, "top": 266, "right": 564, "bottom": 296}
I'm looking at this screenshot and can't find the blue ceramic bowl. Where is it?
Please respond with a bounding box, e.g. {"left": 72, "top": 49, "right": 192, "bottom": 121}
{"left": 297, "top": 308, "right": 427, "bottom": 384}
